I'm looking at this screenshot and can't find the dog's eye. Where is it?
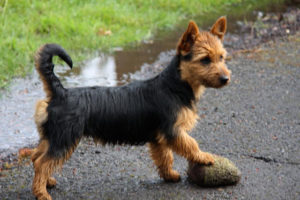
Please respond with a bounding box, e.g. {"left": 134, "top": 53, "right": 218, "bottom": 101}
{"left": 200, "top": 56, "right": 211, "bottom": 65}
{"left": 220, "top": 55, "right": 223, "bottom": 60}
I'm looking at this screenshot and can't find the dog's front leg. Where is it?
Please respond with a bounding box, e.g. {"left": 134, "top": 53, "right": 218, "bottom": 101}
{"left": 169, "top": 131, "right": 214, "bottom": 165}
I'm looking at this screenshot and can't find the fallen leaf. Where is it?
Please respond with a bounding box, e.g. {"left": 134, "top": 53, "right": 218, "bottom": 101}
{"left": 272, "top": 135, "right": 278, "bottom": 140}
{"left": 97, "top": 28, "right": 112, "bottom": 36}
{"left": 19, "top": 148, "right": 34, "bottom": 158}
{"left": 4, "top": 162, "right": 13, "bottom": 169}
{"left": 18, "top": 148, "right": 35, "bottom": 163}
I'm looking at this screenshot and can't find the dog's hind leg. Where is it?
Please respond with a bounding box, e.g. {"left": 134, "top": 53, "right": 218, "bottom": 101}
{"left": 32, "top": 101, "right": 57, "bottom": 189}
{"left": 32, "top": 140, "right": 56, "bottom": 200}
{"left": 32, "top": 140, "right": 78, "bottom": 200}
{"left": 148, "top": 141, "right": 181, "bottom": 182}
{"left": 31, "top": 142, "right": 56, "bottom": 189}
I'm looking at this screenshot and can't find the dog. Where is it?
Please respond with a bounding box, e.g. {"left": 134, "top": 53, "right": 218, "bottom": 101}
{"left": 31, "top": 17, "right": 231, "bottom": 200}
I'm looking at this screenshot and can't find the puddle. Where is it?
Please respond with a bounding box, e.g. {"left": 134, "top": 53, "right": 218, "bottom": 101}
{"left": 0, "top": 0, "right": 296, "bottom": 158}
{"left": 57, "top": 55, "right": 120, "bottom": 87}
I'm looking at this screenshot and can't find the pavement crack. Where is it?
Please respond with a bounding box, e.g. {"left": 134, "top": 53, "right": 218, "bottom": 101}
{"left": 244, "top": 154, "right": 300, "bottom": 165}
{"left": 247, "top": 155, "right": 277, "bottom": 163}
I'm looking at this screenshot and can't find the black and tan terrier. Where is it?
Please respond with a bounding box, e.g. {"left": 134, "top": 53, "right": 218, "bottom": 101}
{"left": 31, "top": 17, "right": 231, "bottom": 200}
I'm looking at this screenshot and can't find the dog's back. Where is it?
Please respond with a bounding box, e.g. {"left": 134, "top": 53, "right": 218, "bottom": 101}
{"left": 42, "top": 55, "right": 195, "bottom": 154}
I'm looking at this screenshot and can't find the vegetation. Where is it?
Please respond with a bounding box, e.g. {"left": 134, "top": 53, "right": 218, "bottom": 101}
{"left": 0, "top": 0, "right": 283, "bottom": 88}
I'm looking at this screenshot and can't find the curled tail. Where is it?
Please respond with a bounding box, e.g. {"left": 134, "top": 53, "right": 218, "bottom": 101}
{"left": 35, "top": 43, "right": 73, "bottom": 98}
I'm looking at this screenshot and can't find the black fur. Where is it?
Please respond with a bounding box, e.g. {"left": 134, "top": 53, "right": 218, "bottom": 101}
{"left": 36, "top": 44, "right": 195, "bottom": 158}
{"left": 36, "top": 44, "right": 73, "bottom": 97}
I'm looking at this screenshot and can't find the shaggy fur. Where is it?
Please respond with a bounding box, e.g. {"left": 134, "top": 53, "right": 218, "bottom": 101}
{"left": 31, "top": 17, "right": 231, "bottom": 200}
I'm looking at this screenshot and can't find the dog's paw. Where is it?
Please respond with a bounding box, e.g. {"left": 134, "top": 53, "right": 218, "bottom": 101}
{"left": 46, "top": 177, "right": 57, "bottom": 188}
{"left": 163, "top": 170, "right": 181, "bottom": 182}
{"left": 199, "top": 152, "right": 215, "bottom": 165}
{"left": 36, "top": 193, "right": 52, "bottom": 200}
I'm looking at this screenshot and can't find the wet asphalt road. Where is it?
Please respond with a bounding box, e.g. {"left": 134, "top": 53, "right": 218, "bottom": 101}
{"left": 0, "top": 34, "right": 300, "bottom": 200}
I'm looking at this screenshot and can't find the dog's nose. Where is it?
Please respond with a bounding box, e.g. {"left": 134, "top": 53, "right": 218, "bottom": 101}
{"left": 219, "top": 76, "right": 229, "bottom": 84}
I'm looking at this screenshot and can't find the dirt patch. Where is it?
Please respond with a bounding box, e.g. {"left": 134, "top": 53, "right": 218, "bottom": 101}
{"left": 228, "top": 7, "right": 300, "bottom": 51}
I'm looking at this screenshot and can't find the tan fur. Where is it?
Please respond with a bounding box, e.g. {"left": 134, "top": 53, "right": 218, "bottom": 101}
{"left": 34, "top": 100, "right": 49, "bottom": 137}
{"left": 31, "top": 140, "right": 52, "bottom": 200}
{"left": 193, "top": 85, "right": 206, "bottom": 100}
{"left": 150, "top": 131, "right": 214, "bottom": 180}
{"left": 148, "top": 142, "right": 180, "bottom": 182}
{"left": 177, "top": 18, "right": 231, "bottom": 96}
{"left": 179, "top": 32, "right": 231, "bottom": 91}
{"left": 31, "top": 140, "right": 49, "bottom": 165}
{"left": 176, "top": 21, "right": 199, "bottom": 55}
{"left": 174, "top": 106, "right": 199, "bottom": 132}
{"left": 169, "top": 131, "right": 214, "bottom": 165}
{"left": 32, "top": 139, "right": 79, "bottom": 200}
{"left": 46, "top": 177, "right": 57, "bottom": 188}
{"left": 210, "top": 16, "right": 227, "bottom": 41}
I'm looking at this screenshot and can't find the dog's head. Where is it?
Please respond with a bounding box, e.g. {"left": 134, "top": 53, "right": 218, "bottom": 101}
{"left": 177, "top": 17, "right": 231, "bottom": 92}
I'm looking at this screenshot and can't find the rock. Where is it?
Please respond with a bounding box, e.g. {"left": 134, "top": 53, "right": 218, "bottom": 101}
{"left": 187, "top": 154, "right": 241, "bottom": 187}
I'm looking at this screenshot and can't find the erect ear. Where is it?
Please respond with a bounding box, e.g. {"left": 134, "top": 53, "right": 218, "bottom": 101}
{"left": 176, "top": 21, "right": 199, "bottom": 56}
{"left": 210, "top": 16, "right": 227, "bottom": 41}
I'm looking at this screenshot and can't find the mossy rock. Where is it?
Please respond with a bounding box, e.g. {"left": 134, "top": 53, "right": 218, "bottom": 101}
{"left": 187, "top": 154, "right": 241, "bottom": 187}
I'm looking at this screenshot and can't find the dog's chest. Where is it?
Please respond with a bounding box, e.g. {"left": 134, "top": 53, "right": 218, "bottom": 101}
{"left": 174, "top": 107, "right": 199, "bottom": 132}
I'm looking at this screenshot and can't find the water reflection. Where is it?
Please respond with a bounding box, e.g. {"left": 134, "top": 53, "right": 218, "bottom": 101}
{"left": 57, "top": 55, "right": 118, "bottom": 87}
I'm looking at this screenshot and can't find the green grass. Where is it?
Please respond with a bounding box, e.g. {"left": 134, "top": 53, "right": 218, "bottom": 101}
{"left": 0, "top": 0, "right": 283, "bottom": 88}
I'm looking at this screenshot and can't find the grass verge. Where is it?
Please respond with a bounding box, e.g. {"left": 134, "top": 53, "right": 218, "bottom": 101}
{"left": 0, "top": 0, "right": 283, "bottom": 88}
